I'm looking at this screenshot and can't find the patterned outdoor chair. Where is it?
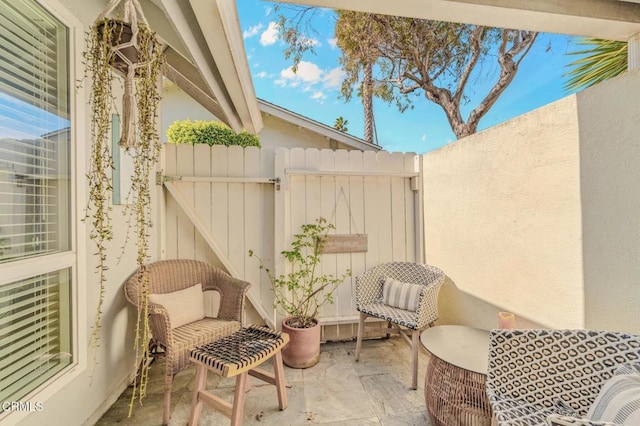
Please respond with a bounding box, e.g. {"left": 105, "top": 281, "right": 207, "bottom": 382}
{"left": 355, "top": 262, "right": 445, "bottom": 389}
{"left": 124, "top": 259, "right": 250, "bottom": 425}
{"left": 486, "top": 329, "right": 640, "bottom": 426}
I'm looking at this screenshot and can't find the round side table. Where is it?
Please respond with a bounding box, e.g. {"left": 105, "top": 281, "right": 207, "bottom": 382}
{"left": 421, "top": 325, "right": 492, "bottom": 426}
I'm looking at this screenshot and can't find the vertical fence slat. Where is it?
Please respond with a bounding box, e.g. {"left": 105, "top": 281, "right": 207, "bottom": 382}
{"left": 227, "top": 146, "right": 245, "bottom": 279}
{"left": 376, "top": 151, "right": 393, "bottom": 264}
{"left": 390, "top": 152, "right": 407, "bottom": 261}
{"left": 348, "top": 150, "right": 366, "bottom": 313}
{"left": 318, "top": 149, "right": 338, "bottom": 319}
{"left": 176, "top": 145, "right": 195, "bottom": 259}
{"left": 164, "top": 144, "right": 178, "bottom": 259}
{"left": 244, "top": 146, "right": 262, "bottom": 305}
{"left": 362, "top": 151, "right": 379, "bottom": 273}
{"left": 194, "top": 144, "right": 211, "bottom": 263}
{"left": 333, "top": 150, "right": 352, "bottom": 318}
{"left": 211, "top": 145, "right": 229, "bottom": 266}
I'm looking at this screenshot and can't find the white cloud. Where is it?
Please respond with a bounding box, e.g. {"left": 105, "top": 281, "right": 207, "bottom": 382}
{"left": 264, "top": 6, "right": 273, "bottom": 16}
{"left": 279, "top": 61, "right": 323, "bottom": 84}
{"left": 255, "top": 71, "right": 268, "bottom": 79}
{"left": 421, "top": 134, "right": 427, "bottom": 142}
{"left": 323, "top": 67, "right": 346, "bottom": 88}
{"left": 243, "top": 23, "right": 263, "bottom": 39}
{"left": 260, "top": 21, "right": 279, "bottom": 46}
{"left": 311, "top": 91, "right": 327, "bottom": 101}
{"left": 327, "top": 38, "right": 338, "bottom": 49}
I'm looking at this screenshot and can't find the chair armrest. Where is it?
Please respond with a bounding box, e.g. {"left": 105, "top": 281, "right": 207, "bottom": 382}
{"left": 355, "top": 273, "right": 382, "bottom": 307}
{"left": 147, "top": 302, "right": 171, "bottom": 348}
{"left": 415, "top": 278, "right": 444, "bottom": 327}
{"left": 210, "top": 274, "right": 250, "bottom": 323}
{"left": 547, "top": 414, "right": 619, "bottom": 426}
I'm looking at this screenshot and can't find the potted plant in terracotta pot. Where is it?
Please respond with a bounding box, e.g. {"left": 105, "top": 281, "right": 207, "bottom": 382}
{"left": 249, "top": 217, "right": 351, "bottom": 368}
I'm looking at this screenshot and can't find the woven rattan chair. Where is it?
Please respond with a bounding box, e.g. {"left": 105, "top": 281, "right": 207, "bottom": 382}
{"left": 355, "top": 262, "right": 445, "bottom": 389}
{"left": 124, "top": 259, "right": 250, "bottom": 425}
{"left": 486, "top": 329, "right": 640, "bottom": 426}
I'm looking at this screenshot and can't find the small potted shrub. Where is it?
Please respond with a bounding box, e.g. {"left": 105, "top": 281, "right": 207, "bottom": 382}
{"left": 249, "top": 218, "right": 351, "bottom": 368}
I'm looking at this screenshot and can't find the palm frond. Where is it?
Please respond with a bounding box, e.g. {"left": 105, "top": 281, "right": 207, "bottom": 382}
{"left": 564, "top": 38, "right": 627, "bottom": 92}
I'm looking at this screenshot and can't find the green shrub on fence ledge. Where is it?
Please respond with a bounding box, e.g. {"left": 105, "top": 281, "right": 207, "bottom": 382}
{"left": 166, "top": 119, "right": 261, "bottom": 147}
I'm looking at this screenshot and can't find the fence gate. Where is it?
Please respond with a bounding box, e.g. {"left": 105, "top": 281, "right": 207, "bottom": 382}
{"left": 162, "top": 145, "right": 423, "bottom": 336}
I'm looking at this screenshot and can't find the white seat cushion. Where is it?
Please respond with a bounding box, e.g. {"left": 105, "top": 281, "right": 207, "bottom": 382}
{"left": 149, "top": 283, "right": 205, "bottom": 329}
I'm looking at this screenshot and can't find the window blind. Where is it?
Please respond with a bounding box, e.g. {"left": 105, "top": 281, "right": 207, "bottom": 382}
{"left": 0, "top": 0, "right": 73, "bottom": 407}
{"left": 0, "top": 269, "right": 72, "bottom": 402}
{"left": 0, "top": 0, "right": 70, "bottom": 264}
{"left": 0, "top": 0, "right": 68, "bottom": 120}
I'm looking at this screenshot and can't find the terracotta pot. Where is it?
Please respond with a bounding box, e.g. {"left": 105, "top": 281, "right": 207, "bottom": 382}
{"left": 281, "top": 318, "right": 321, "bottom": 368}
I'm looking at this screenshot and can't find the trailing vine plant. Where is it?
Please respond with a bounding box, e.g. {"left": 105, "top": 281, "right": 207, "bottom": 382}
{"left": 83, "top": 0, "right": 163, "bottom": 414}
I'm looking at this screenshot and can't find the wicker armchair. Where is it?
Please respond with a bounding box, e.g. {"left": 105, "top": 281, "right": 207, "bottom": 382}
{"left": 355, "top": 262, "right": 445, "bottom": 389}
{"left": 486, "top": 329, "right": 640, "bottom": 426}
{"left": 124, "top": 259, "right": 250, "bottom": 425}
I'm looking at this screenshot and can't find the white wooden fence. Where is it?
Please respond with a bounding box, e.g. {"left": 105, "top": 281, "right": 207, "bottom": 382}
{"left": 162, "top": 144, "right": 423, "bottom": 334}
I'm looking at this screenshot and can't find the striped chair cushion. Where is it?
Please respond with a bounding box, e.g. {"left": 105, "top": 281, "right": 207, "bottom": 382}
{"left": 586, "top": 373, "right": 640, "bottom": 424}
{"left": 381, "top": 276, "right": 422, "bottom": 312}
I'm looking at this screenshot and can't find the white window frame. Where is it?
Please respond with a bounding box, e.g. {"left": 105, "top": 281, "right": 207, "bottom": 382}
{"left": 0, "top": 0, "right": 87, "bottom": 423}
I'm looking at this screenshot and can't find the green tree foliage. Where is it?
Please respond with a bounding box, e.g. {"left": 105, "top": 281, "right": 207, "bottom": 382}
{"left": 333, "top": 116, "right": 349, "bottom": 132}
{"left": 564, "top": 38, "right": 627, "bottom": 92}
{"left": 166, "top": 119, "right": 261, "bottom": 147}
{"left": 278, "top": 8, "right": 537, "bottom": 140}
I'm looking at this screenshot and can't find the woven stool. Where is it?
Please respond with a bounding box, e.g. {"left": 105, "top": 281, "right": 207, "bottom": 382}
{"left": 188, "top": 326, "right": 289, "bottom": 426}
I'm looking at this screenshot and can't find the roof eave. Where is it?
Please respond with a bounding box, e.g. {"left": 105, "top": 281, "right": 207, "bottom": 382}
{"left": 258, "top": 99, "right": 381, "bottom": 151}
{"left": 274, "top": 0, "right": 640, "bottom": 41}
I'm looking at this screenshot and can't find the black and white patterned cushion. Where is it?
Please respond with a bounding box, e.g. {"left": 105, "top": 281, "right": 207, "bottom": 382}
{"left": 486, "top": 329, "right": 640, "bottom": 426}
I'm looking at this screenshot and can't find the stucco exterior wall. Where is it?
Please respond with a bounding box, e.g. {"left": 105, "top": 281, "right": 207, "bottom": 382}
{"left": 577, "top": 69, "right": 640, "bottom": 333}
{"left": 424, "top": 71, "right": 640, "bottom": 334}
{"left": 423, "top": 96, "right": 583, "bottom": 330}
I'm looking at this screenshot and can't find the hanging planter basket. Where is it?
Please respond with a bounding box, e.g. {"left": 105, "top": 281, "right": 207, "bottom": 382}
{"left": 84, "top": 0, "right": 164, "bottom": 417}
{"left": 96, "top": 18, "right": 156, "bottom": 76}
{"left": 96, "top": 19, "right": 137, "bottom": 75}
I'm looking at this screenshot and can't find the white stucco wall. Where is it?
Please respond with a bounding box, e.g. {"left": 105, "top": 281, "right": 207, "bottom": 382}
{"left": 424, "top": 70, "right": 640, "bottom": 334}
{"left": 423, "top": 96, "right": 583, "bottom": 330}
{"left": 576, "top": 69, "right": 640, "bottom": 333}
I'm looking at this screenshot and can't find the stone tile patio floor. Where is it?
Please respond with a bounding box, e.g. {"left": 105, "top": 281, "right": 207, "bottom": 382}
{"left": 97, "top": 336, "right": 432, "bottom": 425}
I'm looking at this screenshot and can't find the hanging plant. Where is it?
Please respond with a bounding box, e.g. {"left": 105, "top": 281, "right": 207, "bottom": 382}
{"left": 82, "top": 0, "right": 163, "bottom": 414}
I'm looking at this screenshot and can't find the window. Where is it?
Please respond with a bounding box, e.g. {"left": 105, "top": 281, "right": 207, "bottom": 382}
{"left": 0, "top": 0, "right": 73, "bottom": 404}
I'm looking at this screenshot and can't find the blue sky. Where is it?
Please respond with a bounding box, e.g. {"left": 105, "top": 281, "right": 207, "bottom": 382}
{"left": 237, "top": 2, "right": 580, "bottom": 153}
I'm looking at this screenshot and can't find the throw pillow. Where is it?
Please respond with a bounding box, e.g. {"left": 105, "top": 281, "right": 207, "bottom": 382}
{"left": 586, "top": 373, "right": 640, "bottom": 424}
{"left": 382, "top": 277, "right": 422, "bottom": 311}
{"left": 148, "top": 283, "right": 205, "bottom": 329}
{"left": 614, "top": 363, "right": 640, "bottom": 376}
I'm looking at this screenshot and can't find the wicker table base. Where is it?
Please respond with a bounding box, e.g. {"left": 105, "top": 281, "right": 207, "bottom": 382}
{"left": 424, "top": 355, "right": 491, "bottom": 426}
{"left": 422, "top": 326, "right": 492, "bottom": 426}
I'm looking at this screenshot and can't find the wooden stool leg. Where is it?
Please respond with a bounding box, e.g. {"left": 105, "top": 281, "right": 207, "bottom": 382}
{"left": 188, "top": 365, "right": 208, "bottom": 426}
{"left": 356, "top": 311, "right": 366, "bottom": 361}
{"left": 273, "top": 351, "right": 288, "bottom": 410}
{"left": 411, "top": 329, "right": 419, "bottom": 390}
{"left": 230, "top": 372, "right": 248, "bottom": 426}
